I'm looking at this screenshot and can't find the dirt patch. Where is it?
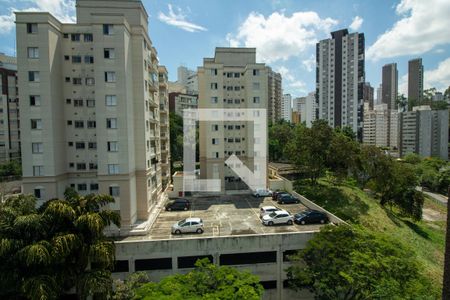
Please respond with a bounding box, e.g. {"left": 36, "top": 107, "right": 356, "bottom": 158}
{"left": 422, "top": 208, "right": 446, "bottom": 222}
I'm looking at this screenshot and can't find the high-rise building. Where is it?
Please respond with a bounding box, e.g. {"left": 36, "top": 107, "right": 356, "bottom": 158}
{"left": 363, "top": 104, "right": 398, "bottom": 149}
{"left": 362, "top": 82, "right": 374, "bottom": 110}
{"left": 305, "top": 91, "right": 317, "bottom": 127}
{"left": 177, "top": 66, "right": 198, "bottom": 95}
{"left": 16, "top": 0, "right": 169, "bottom": 235}
{"left": 281, "top": 94, "right": 292, "bottom": 123}
{"left": 316, "top": 29, "right": 365, "bottom": 140}
{"left": 267, "top": 67, "right": 282, "bottom": 123}
{"left": 158, "top": 66, "right": 171, "bottom": 189}
{"left": 168, "top": 92, "right": 198, "bottom": 117}
{"left": 408, "top": 58, "right": 424, "bottom": 103}
{"left": 198, "top": 47, "right": 268, "bottom": 191}
{"left": 381, "top": 63, "right": 398, "bottom": 110}
{"left": 376, "top": 84, "right": 382, "bottom": 106}
{"left": 0, "top": 54, "right": 21, "bottom": 162}
{"left": 399, "top": 106, "right": 448, "bottom": 160}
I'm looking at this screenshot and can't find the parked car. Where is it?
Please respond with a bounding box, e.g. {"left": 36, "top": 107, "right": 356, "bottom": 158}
{"left": 294, "top": 210, "right": 329, "bottom": 225}
{"left": 253, "top": 188, "right": 273, "bottom": 197}
{"left": 259, "top": 206, "right": 281, "bottom": 218}
{"left": 171, "top": 218, "right": 204, "bottom": 234}
{"left": 272, "top": 191, "right": 289, "bottom": 201}
{"left": 277, "top": 194, "right": 300, "bottom": 204}
{"left": 261, "top": 210, "right": 294, "bottom": 226}
{"left": 165, "top": 199, "right": 191, "bottom": 211}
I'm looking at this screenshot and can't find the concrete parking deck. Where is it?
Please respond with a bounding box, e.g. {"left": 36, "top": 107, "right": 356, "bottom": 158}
{"left": 121, "top": 194, "right": 324, "bottom": 241}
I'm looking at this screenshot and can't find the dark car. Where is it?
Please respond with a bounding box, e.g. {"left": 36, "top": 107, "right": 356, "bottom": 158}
{"left": 272, "top": 191, "right": 289, "bottom": 201}
{"left": 294, "top": 210, "right": 329, "bottom": 225}
{"left": 277, "top": 194, "right": 300, "bottom": 204}
{"left": 165, "top": 199, "right": 191, "bottom": 211}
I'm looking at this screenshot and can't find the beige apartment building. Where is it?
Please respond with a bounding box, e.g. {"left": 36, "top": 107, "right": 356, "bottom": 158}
{"left": 0, "top": 54, "right": 21, "bottom": 162}
{"left": 267, "top": 67, "right": 282, "bottom": 123}
{"left": 363, "top": 104, "right": 398, "bottom": 149}
{"left": 198, "top": 48, "right": 268, "bottom": 191}
{"left": 16, "top": 0, "right": 169, "bottom": 235}
{"left": 158, "top": 66, "right": 171, "bottom": 189}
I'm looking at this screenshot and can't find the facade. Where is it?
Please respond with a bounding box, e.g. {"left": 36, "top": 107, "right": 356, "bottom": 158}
{"left": 281, "top": 94, "right": 292, "bottom": 123}
{"left": 304, "top": 91, "right": 317, "bottom": 127}
{"left": 0, "top": 54, "right": 21, "bottom": 162}
{"left": 198, "top": 47, "right": 268, "bottom": 191}
{"left": 381, "top": 63, "right": 398, "bottom": 110}
{"left": 177, "top": 66, "right": 198, "bottom": 95}
{"left": 408, "top": 58, "right": 424, "bottom": 103}
{"left": 316, "top": 29, "right": 365, "bottom": 140}
{"left": 376, "top": 84, "right": 382, "bottom": 106}
{"left": 158, "top": 66, "right": 171, "bottom": 189}
{"left": 267, "top": 67, "right": 282, "bottom": 123}
{"left": 168, "top": 92, "right": 198, "bottom": 117}
{"left": 363, "top": 103, "right": 398, "bottom": 149}
{"left": 16, "top": 0, "right": 169, "bottom": 235}
{"left": 399, "top": 106, "right": 448, "bottom": 160}
{"left": 362, "top": 82, "right": 374, "bottom": 110}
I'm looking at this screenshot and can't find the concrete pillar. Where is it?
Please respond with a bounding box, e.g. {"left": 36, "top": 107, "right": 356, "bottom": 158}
{"left": 277, "top": 246, "right": 283, "bottom": 299}
{"left": 172, "top": 256, "right": 178, "bottom": 273}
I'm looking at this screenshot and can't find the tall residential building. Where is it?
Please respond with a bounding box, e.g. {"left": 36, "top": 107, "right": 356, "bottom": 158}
{"left": 408, "top": 58, "right": 424, "bottom": 103}
{"left": 267, "top": 67, "right": 282, "bottom": 123}
{"left": 376, "top": 84, "right": 382, "bottom": 106}
{"left": 16, "top": 0, "right": 168, "bottom": 235}
{"left": 293, "top": 97, "right": 306, "bottom": 122}
{"left": 198, "top": 47, "right": 268, "bottom": 191}
{"left": 363, "top": 82, "right": 374, "bottom": 110}
{"left": 281, "top": 94, "right": 292, "bottom": 123}
{"left": 177, "top": 66, "right": 198, "bottom": 95}
{"left": 158, "top": 66, "right": 171, "bottom": 189}
{"left": 0, "top": 54, "right": 21, "bottom": 162}
{"left": 168, "top": 92, "right": 198, "bottom": 117}
{"left": 381, "top": 63, "right": 398, "bottom": 110}
{"left": 304, "top": 91, "right": 317, "bottom": 127}
{"left": 363, "top": 104, "right": 398, "bottom": 149}
{"left": 399, "top": 106, "right": 448, "bottom": 160}
{"left": 316, "top": 29, "right": 365, "bottom": 140}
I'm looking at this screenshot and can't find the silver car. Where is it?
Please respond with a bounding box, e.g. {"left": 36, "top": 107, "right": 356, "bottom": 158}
{"left": 259, "top": 206, "right": 281, "bottom": 218}
{"left": 171, "top": 217, "right": 204, "bottom": 234}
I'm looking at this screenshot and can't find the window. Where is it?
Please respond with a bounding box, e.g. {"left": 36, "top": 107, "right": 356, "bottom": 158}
{"left": 210, "top": 83, "right": 218, "bottom": 90}
{"left": 106, "top": 118, "right": 117, "bottom": 129}
{"left": 88, "top": 142, "right": 97, "bottom": 149}
{"left": 74, "top": 99, "right": 83, "bottom": 107}
{"left": 252, "top": 82, "right": 260, "bottom": 90}
{"left": 212, "top": 138, "right": 219, "bottom": 145}
{"left": 85, "top": 78, "right": 95, "bottom": 85}
{"left": 32, "top": 143, "right": 43, "bottom": 153}
{"left": 211, "top": 124, "right": 218, "bottom": 131}
{"left": 71, "top": 34, "right": 81, "bottom": 41}
{"left": 210, "top": 68, "right": 217, "bottom": 76}
{"left": 135, "top": 258, "right": 172, "bottom": 271}
{"left": 253, "top": 69, "right": 260, "bottom": 76}
{"left": 234, "top": 99, "right": 240, "bottom": 104}
{"left": 31, "top": 119, "right": 42, "bottom": 130}
{"left": 27, "top": 47, "right": 39, "bottom": 58}
{"left": 105, "top": 72, "right": 116, "bottom": 83}
{"left": 104, "top": 48, "right": 115, "bottom": 59}
{"left": 27, "top": 23, "right": 38, "bottom": 34}
{"left": 234, "top": 86, "right": 241, "bottom": 91}
{"left": 84, "top": 33, "right": 93, "bottom": 42}
{"left": 105, "top": 95, "right": 117, "bottom": 106}
{"left": 30, "top": 95, "right": 41, "bottom": 106}
{"left": 33, "top": 166, "right": 44, "bottom": 176}
{"left": 65, "top": 77, "right": 70, "bottom": 82}
{"left": 72, "top": 56, "right": 82, "bottom": 63}
{"left": 64, "top": 55, "right": 69, "bottom": 61}
{"left": 74, "top": 121, "right": 84, "bottom": 128}
{"left": 76, "top": 163, "right": 86, "bottom": 170}
{"left": 235, "top": 125, "right": 241, "bottom": 130}
{"left": 108, "top": 164, "right": 119, "bottom": 174}
{"left": 28, "top": 71, "right": 40, "bottom": 82}
{"left": 90, "top": 183, "right": 99, "bottom": 191}
{"left": 253, "top": 97, "right": 260, "bottom": 103}
{"left": 107, "top": 141, "right": 118, "bottom": 152}
{"left": 73, "top": 78, "right": 82, "bottom": 85}
{"left": 211, "top": 97, "right": 218, "bottom": 104}
{"left": 86, "top": 99, "right": 95, "bottom": 107}
{"left": 213, "top": 152, "right": 219, "bottom": 158}
{"left": 63, "top": 33, "right": 69, "bottom": 38}
{"left": 84, "top": 55, "right": 94, "bottom": 64}
{"left": 235, "top": 138, "right": 241, "bottom": 143}
{"left": 234, "top": 73, "right": 240, "bottom": 78}
{"left": 103, "top": 24, "right": 113, "bottom": 35}
{"left": 75, "top": 142, "right": 85, "bottom": 149}
{"left": 78, "top": 184, "right": 87, "bottom": 191}
{"left": 67, "top": 120, "right": 73, "bottom": 126}
{"left": 220, "top": 251, "right": 276, "bottom": 265}
{"left": 34, "top": 188, "right": 43, "bottom": 199}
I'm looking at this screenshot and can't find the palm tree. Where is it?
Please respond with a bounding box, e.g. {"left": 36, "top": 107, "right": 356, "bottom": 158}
{"left": 0, "top": 188, "right": 120, "bottom": 299}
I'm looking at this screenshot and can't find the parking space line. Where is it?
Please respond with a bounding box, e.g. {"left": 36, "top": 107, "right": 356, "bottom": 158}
{"left": 245, "top": 197, "right": 266, "bottom": 234}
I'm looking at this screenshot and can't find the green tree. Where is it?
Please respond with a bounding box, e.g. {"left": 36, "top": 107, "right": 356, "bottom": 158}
{"left": 0, "top": 189, "right": 120, "bottom": 299}
{"left": 0, "top": 159, "right": 22, "bottom": 177}
{"left": 287, "top": 225, "right": 433, "bottom": 300}
{"left": 169, "top": 113, "right": 184, "bottom": 164}
{"left": 113, "top": 272, "right": 151, "bottom": 300}
{"left": 268, "top": 121, "right": 294, "bottom": 161}
{"left": 327, "top": 131, "right": 359, "bottom": 181}
{"left": 134, "top": 258, "right": 263, "bottom": 300}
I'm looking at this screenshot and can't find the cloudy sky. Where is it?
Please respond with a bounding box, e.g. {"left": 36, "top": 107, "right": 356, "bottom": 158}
{"left": 0, "top": 0, "right": 449, "bottom": 98}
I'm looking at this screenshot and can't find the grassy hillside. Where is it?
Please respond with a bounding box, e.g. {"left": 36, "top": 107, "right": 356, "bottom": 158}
{"left": 296, "top": 179, "right": 446, "bottom": 297}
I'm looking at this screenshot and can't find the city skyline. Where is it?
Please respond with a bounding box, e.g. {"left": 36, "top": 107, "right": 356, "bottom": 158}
{"left": 0, "top": 0, "right": 449, "bottom": 98}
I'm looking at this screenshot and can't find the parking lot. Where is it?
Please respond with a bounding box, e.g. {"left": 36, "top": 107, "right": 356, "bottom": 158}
{"left": 130, "top": 194, "right": 324, "bottom": 240}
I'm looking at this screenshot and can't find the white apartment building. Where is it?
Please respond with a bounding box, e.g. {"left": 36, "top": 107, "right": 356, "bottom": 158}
{"left": 399, "top": 106, "right": 448, "bottom": 160}
{"left": 198, "top": 48, "right": 268, "bottom": 192}
{"left": 267, "top": 67, "right": 282, "bottom": 123}
{"left": 158, "top": 66, "right": 171, "bottom": 189}
{"left": 177, "top": 66, "right": 198, "bottom": 95}
{"left": 316, "top": 29, "right": 365, "bottom": 140}
{"left": 363, "top": 104, "right": 397, "bottom": 148}
{"left": 304, "top": 91, "right": 317, "bottom": 127}
{"left": 281, "top": 94, "right": 292, "bottom": 123}
{"left": 0, "top": 54, "right": 21, "bottom": 162}
{"left": 16, "top": 0, "right": 169, "bottom": 235}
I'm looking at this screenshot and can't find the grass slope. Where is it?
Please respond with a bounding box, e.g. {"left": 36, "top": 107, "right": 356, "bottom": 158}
{"left": 296, "top": 179, "right": 445, "bottom": 297}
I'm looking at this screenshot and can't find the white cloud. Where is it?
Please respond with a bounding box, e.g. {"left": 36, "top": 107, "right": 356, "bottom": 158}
{"left": 424, "top": 57, "right": 450, "bottom": 91}
{"left": 0, "top": 11, "right": 15, "bottom": 32}
{"left": 275, "top": 66, "right": 295, "bottom": 82}
{"left": 287, "top": 80, "right": 307, "bottom": 94}
{"left": 349, "top": 16, "right": 363, "bottom": 31}
{"left": 226, "top": 11, "right": 337, "bottom": 63}
{"left": 367, "top": 0, "right": 450, "bottom": 60}
{"left": 398, "top": 73, "right": 408, "bottom": 96}
{"left": 302, "top": 55, "right": 315, "bottom": 72}
{"left": 158, "top": 4, "right": 207, "bottom": 32}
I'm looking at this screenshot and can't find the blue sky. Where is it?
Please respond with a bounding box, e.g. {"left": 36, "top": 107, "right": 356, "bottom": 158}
{"left": 0, "top": 0, "right": 449, "bottom": 98}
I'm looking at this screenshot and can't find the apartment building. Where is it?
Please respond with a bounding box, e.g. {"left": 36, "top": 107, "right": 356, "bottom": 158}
{"left": 408, "top": 58, "right": 424, "bottom": 103}
{"left": 316, "top": 29, "right": 365, "bottom": 140}
{"left": 158, "top": 66, "right": 171, "bottom": 189}
{"left": 381, "top": 63, "right": 398, "bottom": 110}
{"left": 267, "top": 67, "right": 282, "bottom": 123}
{"left": 363, "top": 82, "right": 374, "bottom": 110}
{"left": 399, "top": 106, "right": 448, "bottom": 159}
{"left": 177, "top": 66, "right": 198, "bottom": 95}
{"left": 304, "top": 91, "right": 317, "bottom": 127}
{"left": 281, "top": 94, "right": 292, "bottom": 123}
{"left": 16, "top": 0, "right": 168, "bottom": 235}
{"left": 198, "top": 47, "right": 268, "bottom": 192}
{"left": 0, "top": 54, "right": 20, "bottom": 162}
{"left": 363, "top": 104, "right": 398, "bottom": 149}
{"left": 168, "top": 92, "right": 198, "bottom": 117}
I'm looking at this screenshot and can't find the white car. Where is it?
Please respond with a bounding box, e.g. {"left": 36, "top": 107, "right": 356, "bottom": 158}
{"left": 252, "top": 188, "right": 273, "bottom": 197}
{"left": 259, "top": 206, "right": 281, "bottom": 218}
{"left": 171, "top": 217, "right": 204, "bottom": 234}
{"left": 261, "top": 210, "right": 293, "bottom": 226}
